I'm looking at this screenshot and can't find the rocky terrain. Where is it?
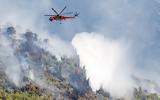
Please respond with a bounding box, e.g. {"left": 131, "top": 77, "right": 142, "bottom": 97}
{"left": 0, "top": 26, "right": 160, "bottom": 100}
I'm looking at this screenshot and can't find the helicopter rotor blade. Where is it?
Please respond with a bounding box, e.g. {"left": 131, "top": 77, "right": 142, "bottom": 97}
{"left": 61, "top": 12, "right": 73, "bottom": 15}
{"left": 44, "top": 14, "right": 56, "bottom": 16}
{"left": 59, "top": 6, "right": 67, "bottom": 15}
{"left": 51, "top": 8, "right": 59, "bottom": 15}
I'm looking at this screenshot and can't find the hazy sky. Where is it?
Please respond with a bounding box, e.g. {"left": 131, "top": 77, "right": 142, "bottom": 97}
{"left": 0, "top": 0, "right": 94, "bottom": 40}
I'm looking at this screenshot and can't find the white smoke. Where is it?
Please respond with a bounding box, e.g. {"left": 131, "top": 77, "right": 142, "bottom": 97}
{"left": 72, "top": 32, "right": 134, "bottom": 97}
{"left": 0, "top": 34, "right": 22, "bottom": 86}
{"left": 37, "top": 34, "right": 76, "bottom": 60}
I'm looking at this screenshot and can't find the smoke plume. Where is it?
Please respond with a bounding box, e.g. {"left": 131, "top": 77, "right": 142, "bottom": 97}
{"left": 72, "top": 32, "right": 134, "bottom": 97}
{"left": 0, "top": 33, "right": 22, "bottom": 86}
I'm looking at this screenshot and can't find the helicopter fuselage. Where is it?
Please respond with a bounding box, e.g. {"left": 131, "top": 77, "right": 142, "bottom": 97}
{"left": 49, "top": 15, "right": 75, "bottom": 21}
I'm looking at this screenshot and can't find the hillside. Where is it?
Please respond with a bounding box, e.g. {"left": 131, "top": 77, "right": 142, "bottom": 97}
{"left": 0, "top": 26, "right": 160, "bottom": 100}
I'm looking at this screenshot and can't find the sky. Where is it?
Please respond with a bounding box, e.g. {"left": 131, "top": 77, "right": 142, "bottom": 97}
{"left": 1, "top": 0, "right": 160, "bottom": 97}
{"left": 0, "top": 0, "right": 92, "bottom": 40}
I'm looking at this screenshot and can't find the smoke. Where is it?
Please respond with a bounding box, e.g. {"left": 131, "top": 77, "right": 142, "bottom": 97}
{"left": 37, "top": 34, "right": 76, "bottom": 60}
{"left": 0, "top": 33, "right": 22, "bottom": 86}
{"left": 72, "top": 32, "right": 134, "bottom": 97}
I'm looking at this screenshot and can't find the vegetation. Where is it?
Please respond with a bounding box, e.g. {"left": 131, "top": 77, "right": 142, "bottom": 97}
{"left": 0, "top": 89, "right": 53, "bottom": 100}
{"left": 133, "top": 87, "right": 160, "bottom": 100}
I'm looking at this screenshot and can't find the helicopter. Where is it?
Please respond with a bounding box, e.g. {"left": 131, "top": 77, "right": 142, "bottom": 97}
{"left": 44, "top": 6, "right": 79, "bottom": 23}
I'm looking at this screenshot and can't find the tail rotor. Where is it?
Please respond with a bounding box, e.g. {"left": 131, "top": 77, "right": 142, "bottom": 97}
{"left": 74, "top": 12, "right": 79, "bottom": 17}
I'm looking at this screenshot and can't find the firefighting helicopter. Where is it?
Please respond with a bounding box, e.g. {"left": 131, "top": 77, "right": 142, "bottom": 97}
{"left": 44, "top": 6, "right": 79, "bottom": 23}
